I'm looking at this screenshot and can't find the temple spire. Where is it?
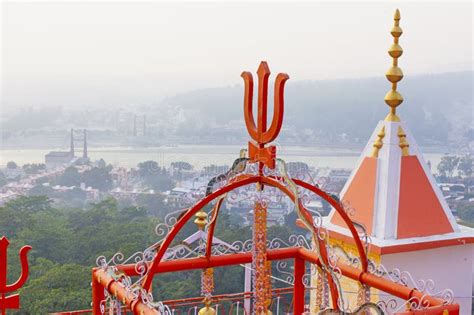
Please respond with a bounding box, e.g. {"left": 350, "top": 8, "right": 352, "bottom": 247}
{"left": 384, "top": 9, "right": 404, "bottom": 122}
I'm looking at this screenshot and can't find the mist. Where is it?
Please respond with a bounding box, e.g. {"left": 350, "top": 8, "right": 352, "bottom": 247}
{"left": 2, "top": 1, "right": 472, "bottom": 111}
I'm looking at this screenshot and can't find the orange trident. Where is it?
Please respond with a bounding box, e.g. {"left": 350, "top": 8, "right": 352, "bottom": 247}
{"left": 241, "top": 61, "right": 289, "bottom": 170}
{"left": 0, "top": 237, "right": 31, "bottom": 315}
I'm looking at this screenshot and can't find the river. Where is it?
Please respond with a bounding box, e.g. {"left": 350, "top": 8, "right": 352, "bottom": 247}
{"left": 0, "top": 144, "right": 445, "bottom": 171}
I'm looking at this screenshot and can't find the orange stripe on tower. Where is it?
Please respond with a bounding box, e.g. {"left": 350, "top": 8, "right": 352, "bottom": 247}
{"left": 397, "top": 156, "right": 454, "bottom": 239}
{"left": 331, "top": 157, "right": 377, "bottom": 235}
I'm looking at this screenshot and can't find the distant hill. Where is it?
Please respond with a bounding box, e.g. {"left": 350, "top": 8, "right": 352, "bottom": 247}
{"left": 2, "top": 71, "right": 472, "bottom": 150}
{"left": 156, "top": 71, "right": 473, "bottom": 147}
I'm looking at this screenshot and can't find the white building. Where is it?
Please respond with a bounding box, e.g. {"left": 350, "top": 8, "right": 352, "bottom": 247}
{"left": 318, "top": 9, "right": 474, "bottom": 314}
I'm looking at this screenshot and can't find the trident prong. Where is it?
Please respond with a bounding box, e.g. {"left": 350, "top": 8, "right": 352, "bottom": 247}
{"left": 241, "top": 61, "right": 289, "bottom": 169}
{"left": 0, "top": 236, "right": 32, "bottom": 313}
{"left": 242, "top": 61, "right": 289, "bottom": 145}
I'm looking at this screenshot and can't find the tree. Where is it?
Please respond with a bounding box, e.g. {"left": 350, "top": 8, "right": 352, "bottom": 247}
{"left": 18, "top": 261, "right": 91, "bottom": 314}
{"left": 136, "top": 193, "right": 168, "bottom": 216}
{"left": 137, "top": 161, "right": 174, "bottom": 192}
{"left": 171, "top": 161, "right": 193, "bottom": 171}
{"left": 287, "top": 162, "right": 310, "bottom": 176}
{"left": 203, "top": 164, "right": 229, "bottom": 175}
{"left": 137, "top": 160, "right": 161, "bottom": 177}
{"left": 57, "top": 166, "right": 81, "bottom": 187}
{"left": 97, "top": 158, "right": 107, "bottom": 169}
{"left": 28, "top": 184, "right": 54, "bottom": 197}
{"left": 23, "top": 163, "right": 46, "bottom": 175}
{"left": 437, "top": 155, "right": 460, "bottom": 178}
{"left": 457, "top": 202, "right": 474, "bottom": 224}
{"left": 0, "top": 196, "right": 56, "bottom": 243}
{"left": 458, "top": 155, "right": 473, "bottom": 178}
{"left": 0, "top": 171, "right": 7, "bottom": 187}
{"left": 82, "top": 167, "right": 113, "bottom": 191}
{"left": 7, "top": 161, "right": 18, "bottom": 169}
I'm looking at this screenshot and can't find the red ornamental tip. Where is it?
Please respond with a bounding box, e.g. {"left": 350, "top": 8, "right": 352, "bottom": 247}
{"left": 0, "top": 236, "right": 9, "bottom": 245}
{"left": 257, "top": 61, "right": 270, "bottom": 76}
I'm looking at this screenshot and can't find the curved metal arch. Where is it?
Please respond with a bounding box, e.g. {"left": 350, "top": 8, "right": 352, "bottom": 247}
{"left": 205, "top": 196, "right": 225, "bottom": 258}
{"left": 292, "top": 178, "right": 369, "bottom": 273}
{"left": 142, "top": 174, "right": 368, "bottom": 310}
{"left": 142, "top": 176, "right": 257, "bottom": 290}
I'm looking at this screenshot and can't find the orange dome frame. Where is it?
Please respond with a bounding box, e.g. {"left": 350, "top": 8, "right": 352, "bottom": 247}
{"left": 89, "top": 62, "right": 459, "bottom": 315}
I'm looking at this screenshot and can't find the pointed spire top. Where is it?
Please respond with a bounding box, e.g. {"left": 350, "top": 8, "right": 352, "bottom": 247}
{"left": 394, "top": 8, "right": 401, "bottom": 20}
{"left": 384, "top": 9, "right": 404, "bottom": 122}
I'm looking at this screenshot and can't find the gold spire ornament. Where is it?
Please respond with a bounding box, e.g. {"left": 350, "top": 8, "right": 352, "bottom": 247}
{"left": 198, "top": 298, "right": 216, "bottom": 315}
{"left": 384, "top": 9, "right": 404, "bottom": 122}
{"left": 397, "top": 126, "right": 410, "bottom": 156}
{"left": 371, "top": 126, "right": 386, "bottom": 158}
{"left": 194, "top": 210, "right": 208, "bottom": 230}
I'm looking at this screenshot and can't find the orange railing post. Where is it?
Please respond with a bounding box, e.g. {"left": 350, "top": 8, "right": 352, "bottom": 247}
{"left": 91, "top": 269, "right": 104, "bottom": 315}
{"left": 293, "top": 258, "right": 305, "bottom": 314}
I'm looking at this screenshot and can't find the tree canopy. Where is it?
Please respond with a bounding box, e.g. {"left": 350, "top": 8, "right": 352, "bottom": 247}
{"left": 1, "top": 195, "right": 299, "bottom": 313}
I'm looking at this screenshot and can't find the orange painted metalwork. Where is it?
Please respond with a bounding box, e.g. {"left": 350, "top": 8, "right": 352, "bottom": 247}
{"left": 93, "top": 268, "right": 159, "bottom": 315}
{"left": 241, "top": 61, "right": 289, "bottom": 170}
{"left": 253, "top": 201, "right": 269, "bottom": 314}
{"left": 97, "top": 172, "right": 460, "bottom": 314}
{"left": 89, "top": 61, "right": 461, "bottom": 315}
{"left": 95, "top": 247, "right": 458, "bottom": 313}
{"left": 205, "top": 197, "right": 224, "bottom": 258}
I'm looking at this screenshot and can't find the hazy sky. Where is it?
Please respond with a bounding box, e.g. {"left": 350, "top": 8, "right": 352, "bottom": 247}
{"left": 1, "top": 1, "right": 472, "bottom": 110}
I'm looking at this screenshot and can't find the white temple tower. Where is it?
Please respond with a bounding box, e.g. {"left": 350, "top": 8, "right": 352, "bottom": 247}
{"left": 321, "top": 9, "right": 474, "bottom": 313}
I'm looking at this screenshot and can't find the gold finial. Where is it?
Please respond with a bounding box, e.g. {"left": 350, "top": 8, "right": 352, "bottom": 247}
{"left": 194, "top": 210, "right": 208, "bottom": 230}
{"left": 198, "top": 298, "right": 216, "bottom": 315}
{"left": 371, "top": 126, "right": 386, "bottom": 158}
{"left": 397, "top": 126, "right": 410, "bottom": 156}
{"left": 384, "top": 9, "right": 404, "bottom": 122}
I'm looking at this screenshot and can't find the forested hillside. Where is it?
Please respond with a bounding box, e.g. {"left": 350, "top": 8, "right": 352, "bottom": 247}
{"left": 156, "top": 71, "right": 472, "bottom": 146}
{"left": 1, "top": 196, "right": 296, "bottom": 314}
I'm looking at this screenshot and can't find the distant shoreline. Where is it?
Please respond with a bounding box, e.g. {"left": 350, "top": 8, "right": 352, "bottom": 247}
{"left": 0, "top": 144, "right": 449, "bottom": 170}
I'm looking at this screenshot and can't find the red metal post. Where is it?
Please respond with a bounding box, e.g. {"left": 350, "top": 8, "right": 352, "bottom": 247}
{"left": 91, "top": 269, "right": 105, "bottom": 315}
{"left": 293, "top": 258, "right": 305, "bottom": 315}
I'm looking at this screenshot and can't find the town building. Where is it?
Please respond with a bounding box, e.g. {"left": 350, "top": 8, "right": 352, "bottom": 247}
{"left": 45, "top": 129, "right": 89, "bottom": 169}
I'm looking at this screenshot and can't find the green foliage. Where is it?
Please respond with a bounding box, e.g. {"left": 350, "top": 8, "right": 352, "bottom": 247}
{"left": 0, "top": 196, "right": 157, "bottom": 313}
{"left": 1, "top": 196, "right": 300, "bottom": 313}
{"left": 82, "top": 166, "right": 113, "bottom": 191}
{"left": 22, "top": 163, "right": 46, "bottom": 175}
{"left": 437, "top": 155, "right": 460, "bottom": 177}
{"left": 135, "top": 193, "right": 168, "bottom": 216}
{"left": 137, "top": 160, "right": 160, "bottom": 177}
{"left": 436, "top": 154, "right": 473, "bottom": 179}
{"left": 171, "top": 161, "right": 193, "bottom": 171}
{"left": 0, "top": 196, "right": 53, "bottom": 238}
{"left": 16, "top": 261, "right": 90, "bottom": 314}
{"left": 287, "top": 162, "right": 309, "bottom": 176}
{"left": 202, "top": 164, "right": 229, "bottom": 175}
{"left": 28, "top": 184, "right": 54, "bottom": 197}
{"left": 7, "top": 161, "right": 18, "bottom": 169}
{"left": 137, "top": 160, "right": 174, "bottom": 192}
{"left": 55, "top": 165, "right": 113, "bottom": 191}
{"left": 457, "top": 202, "right": 474, "bottom": 224}
{"left": 0, "top": 171, "right": 7, "bottom": 187}
{"left": 458, "top": 155, "right": 473, "bottom": 178}
{"left": 58, "top": 166, "right": 81, "bottom": 187}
